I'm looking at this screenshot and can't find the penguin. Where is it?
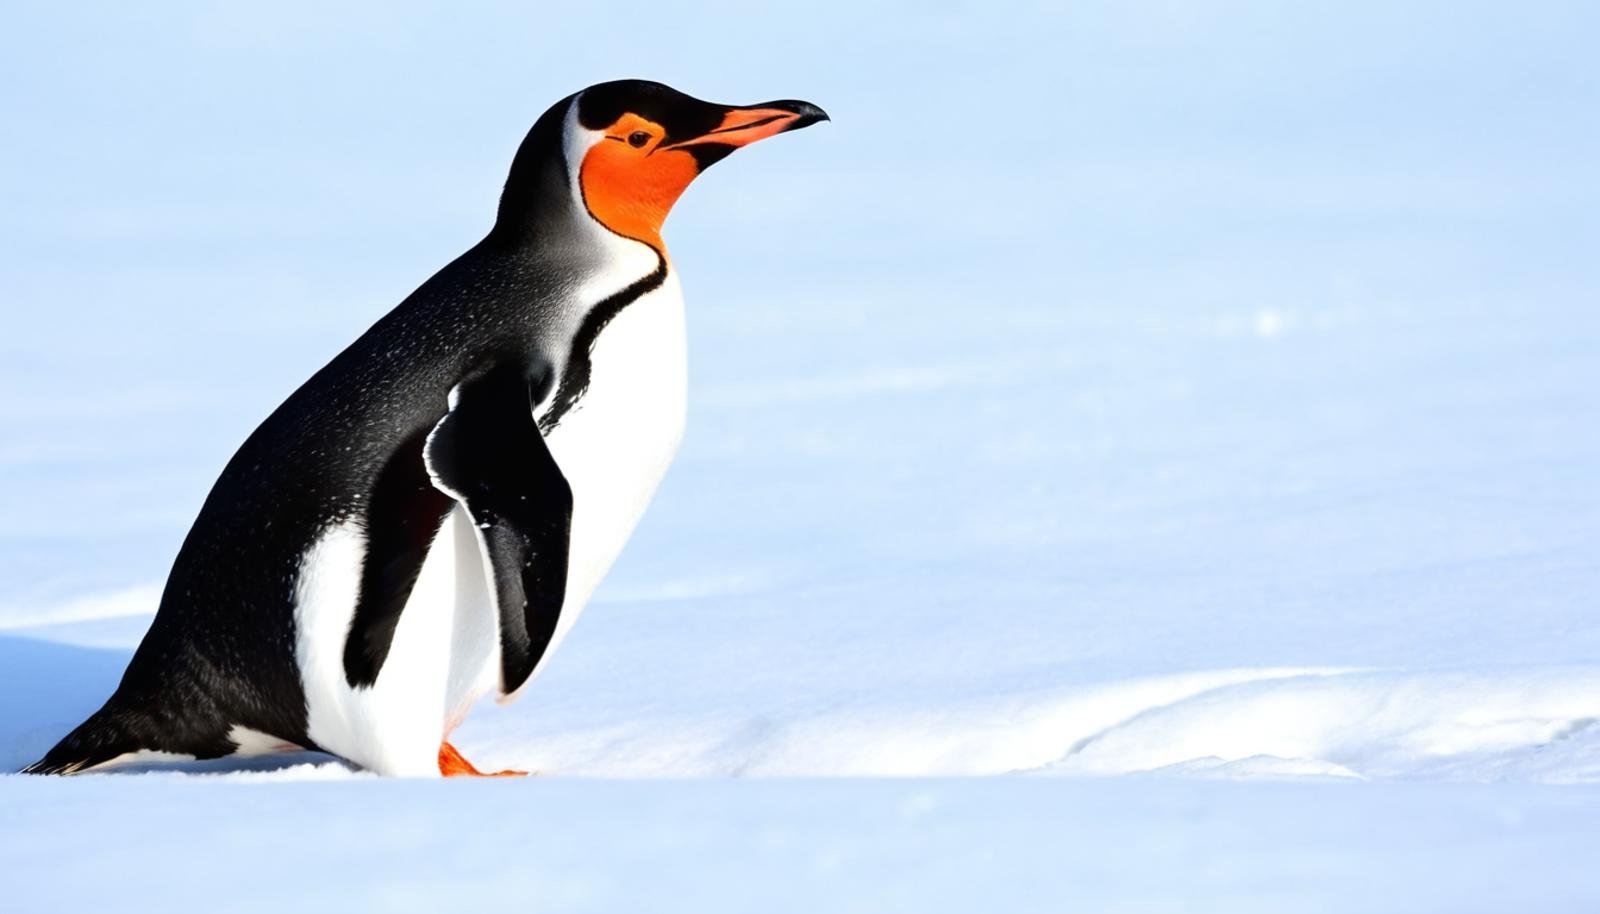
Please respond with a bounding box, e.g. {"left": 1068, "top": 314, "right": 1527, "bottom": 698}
{"left": 24, "top": 80, "right": 827, "bottom": 777}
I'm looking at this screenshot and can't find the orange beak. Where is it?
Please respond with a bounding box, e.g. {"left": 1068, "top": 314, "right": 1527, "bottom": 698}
{"left": 664, "top": 100, "right": 830, "bottom": 152}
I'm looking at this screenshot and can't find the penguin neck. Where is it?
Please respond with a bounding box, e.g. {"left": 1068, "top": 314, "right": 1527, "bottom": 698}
{"left": 489, "top": 159, "right": 573, "bottom": 250}
{"left": 488, "top": 94, "right": 580, "bottom": 249}
{"left": 489, "top": 168, "right": 665, "bottom": 317}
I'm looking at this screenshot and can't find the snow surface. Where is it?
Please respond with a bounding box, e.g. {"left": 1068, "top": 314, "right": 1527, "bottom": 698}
{"left": 4, "top": 0, "right": 1600, "bottom": 909}
{"left": 8, "top": 777, "right": 1600, "bottom": 913}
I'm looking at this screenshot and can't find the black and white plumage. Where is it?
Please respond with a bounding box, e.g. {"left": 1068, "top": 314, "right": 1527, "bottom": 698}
{"left": 25, "top": 80, "right": 826, "bottom": 776}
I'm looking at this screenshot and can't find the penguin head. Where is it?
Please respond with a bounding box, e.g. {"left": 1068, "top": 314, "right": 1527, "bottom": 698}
{"left": 497, "top": 80, "right": 827, "bottom": 251}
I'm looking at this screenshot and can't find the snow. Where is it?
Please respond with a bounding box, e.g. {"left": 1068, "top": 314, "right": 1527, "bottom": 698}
{"left": 5, "top": 0, "right": 1600, "bottom": 908}
{"left": 7, "top": 777, "right": 1600, "bottom": 913}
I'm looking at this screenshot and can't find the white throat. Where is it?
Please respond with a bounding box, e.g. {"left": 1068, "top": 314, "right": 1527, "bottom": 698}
{"left": 561, "top": 95, "right": 663, "bottom": 302}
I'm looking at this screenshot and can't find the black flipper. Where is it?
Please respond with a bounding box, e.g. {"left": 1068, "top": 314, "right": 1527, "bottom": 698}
{"left": 424, "top": 360, "right": 573, "bottom": 696}
{"left": 342, "top": 426, "right": 459, "bottom": 687}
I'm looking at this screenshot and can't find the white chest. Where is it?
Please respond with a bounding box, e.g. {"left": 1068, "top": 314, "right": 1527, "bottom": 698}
{"left": 538, "top": 268, "right": 687, "bottom": 648}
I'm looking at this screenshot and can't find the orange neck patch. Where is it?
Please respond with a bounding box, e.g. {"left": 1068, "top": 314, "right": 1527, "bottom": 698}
{"left": 578, "top": 114, "right": 699, "bottom": 252}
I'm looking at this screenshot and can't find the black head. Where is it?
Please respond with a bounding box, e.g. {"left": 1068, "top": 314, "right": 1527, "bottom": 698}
{"left": 496, "top": 80, "right": 827, "bottom": 249}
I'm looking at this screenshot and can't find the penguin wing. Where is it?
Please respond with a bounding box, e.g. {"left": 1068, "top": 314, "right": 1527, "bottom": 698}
{"left": 424, "top": 361, "right": 573, "bottom": 696}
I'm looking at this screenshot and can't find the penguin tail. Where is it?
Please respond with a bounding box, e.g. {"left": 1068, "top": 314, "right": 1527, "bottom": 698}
{"left": 21, "top": 704, "right": 146, "bottom": 775}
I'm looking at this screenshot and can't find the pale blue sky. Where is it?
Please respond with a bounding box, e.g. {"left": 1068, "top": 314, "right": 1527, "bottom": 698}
{"left": 2, "top": 1, "right": 1598, "bottom": 601}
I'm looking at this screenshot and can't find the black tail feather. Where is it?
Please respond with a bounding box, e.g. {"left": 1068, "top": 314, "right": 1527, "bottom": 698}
{"left": 21, "top": 705, "right": 143, "bottom": 775}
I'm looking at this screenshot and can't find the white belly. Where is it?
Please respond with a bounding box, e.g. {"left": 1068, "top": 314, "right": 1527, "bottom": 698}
{"left": 291, "top": 270, "right": 686, "bottom": 775}
{"left": 536, "top": 269, "right": 687, "bottom": 670}
{"left": 293, "top": 507, "right": 498, "bottom": 776}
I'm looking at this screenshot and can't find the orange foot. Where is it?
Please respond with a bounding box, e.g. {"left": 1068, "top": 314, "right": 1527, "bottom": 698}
{"left": 438, "top": 741, "right": 528, "bottom": 778}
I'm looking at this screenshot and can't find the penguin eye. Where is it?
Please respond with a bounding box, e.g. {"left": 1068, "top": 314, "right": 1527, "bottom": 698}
{"left": 627, "top": 131, "right": 652, "bottom": 148}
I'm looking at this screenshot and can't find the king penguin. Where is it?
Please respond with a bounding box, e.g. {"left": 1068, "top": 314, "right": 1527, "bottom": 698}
{"left": 24, "top": 80, "right": 827, "bottom": 777}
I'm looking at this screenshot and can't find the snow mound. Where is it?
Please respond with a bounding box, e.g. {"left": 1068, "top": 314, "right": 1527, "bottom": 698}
{"left": 1043, "top": 667, "right": 1600, "bottom": 781}
{"left": 0, "top": 585, "right": 158, "bottom": 630}
{"left": 460, "top": 664, "right": 1600, "bottom": 783}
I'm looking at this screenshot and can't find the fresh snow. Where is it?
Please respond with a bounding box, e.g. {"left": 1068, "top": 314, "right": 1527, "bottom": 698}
{"left": 7, "top": 777, "right": 1600, "bottom": 913}
{"left": 4, "top": 1, "right": 1600, "bottom": 909}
